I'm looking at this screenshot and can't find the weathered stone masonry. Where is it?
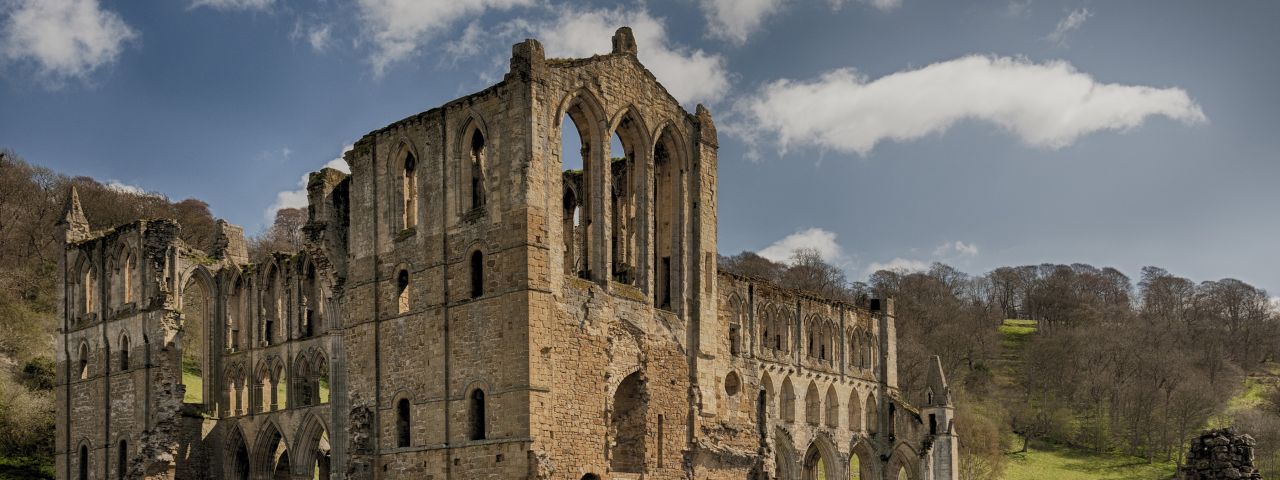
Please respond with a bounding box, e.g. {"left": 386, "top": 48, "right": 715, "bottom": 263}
{"left": 56, "top": 27, "right": 959, "bottom": 480}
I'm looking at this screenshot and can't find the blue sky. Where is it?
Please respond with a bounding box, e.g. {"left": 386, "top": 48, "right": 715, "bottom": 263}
{"left": 2, "top": 0, "right": 1278, "bottom": 294}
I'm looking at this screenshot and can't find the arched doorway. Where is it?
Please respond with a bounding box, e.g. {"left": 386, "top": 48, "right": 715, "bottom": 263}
{"left": 803, "top": 440, "right": 838, "bottom": 480}
{"left": 227, "top": 427, "right": 250, "bottom": 480}
{"left": 849, "top": 439, "right": 875, "bottom": 480}
{"left": 610, "top": 371, "right": 647, "bottom": 473}
{"left": 252, "top": 423, "right": 289, "bottom": 480}
{"left": 296, "top": 415, "right": 331, "bottom": 480}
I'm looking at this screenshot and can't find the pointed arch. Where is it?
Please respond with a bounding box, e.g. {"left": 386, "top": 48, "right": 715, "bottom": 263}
{"left": 848, "top": 387, "right": 863, "bottom": 432}
{"left": 225, "top": 424, "right": 250, "bottom": 480}
{"left": 804, "top": 381, "right": 821, "bottom": 425}
{"left": 651, "top": 122, "right": 686, "bottom": 311}
{"left": 392, "top": 139, "right": 421, "bottom": 230}
{"left": 848, "top": 438, "right": 878, "bottom": 480}
{"left": 251, "top": 420, "right": 289, "bottom": 480}
{"left": 824, "top": 384, "right": 840, "bottom": 428}
{"left": 556, "top": 87, "right": 609, "bottom": 281}
{"left": 459, "top": 116, "right": 489, "bottom": 212}
{"left": 802, "top": 434, "right": 841, "bottom": 480}
{"left": 610, "top": 370, "right": 647, "bottom": 473}
{"left": 779, "top": 376, "right": 796, "bottom": 423}
{"left": 260, "top": 260, "right": 283, "bottom": 346}
{"left": 887, "top": 442, "right": 921, "bottom": 480}
{"left": 118, "top": 331, "right": 130, "bottom": 371}
{"left": 180, "top": 266, "right": 215, "bottom": 405}
{"left": 773, "top": 427, "right": 798, "bottom": 480}
{"left": 607, "top": 105, "right": 651, "bottom": 286}
{"left": 866, "top": 392, "right": 878, "bottom": 435}
{"left": 726, "top": 293, "right": 745, "bottom": 356}
{"left": 77, "top": 341, "right": 90, "bottom": 380}
{"left": 293, "top": 413, "right": 331, "bottom": 480}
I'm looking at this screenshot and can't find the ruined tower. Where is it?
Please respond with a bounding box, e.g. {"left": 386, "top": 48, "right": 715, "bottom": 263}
{"left": 56, "top": 28, "right": 959, "bottom": 480}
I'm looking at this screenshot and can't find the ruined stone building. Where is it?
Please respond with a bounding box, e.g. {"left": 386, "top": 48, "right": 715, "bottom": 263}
{"left": 55, "top": 28, "right": 958, "bottom": 480}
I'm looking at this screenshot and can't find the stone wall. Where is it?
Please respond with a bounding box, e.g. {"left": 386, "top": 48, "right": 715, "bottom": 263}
{"left": 1182, "top": 428, "right": 1264, "bottom": 480}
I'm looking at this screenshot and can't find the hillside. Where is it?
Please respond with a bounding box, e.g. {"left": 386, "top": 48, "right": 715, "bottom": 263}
{"left": 993, "top": 319, "right": 1277, "bottom": 480}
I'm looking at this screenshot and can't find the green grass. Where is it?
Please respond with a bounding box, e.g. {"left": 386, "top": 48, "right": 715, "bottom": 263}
{"left": 182, "top": 365, "right": 203, "bottom": 404}
{"left": 0, "top": 455, "right": 54, "bottom": 480}
{"left": 1005, "top": 442, "right": 1177, "bottom": 480}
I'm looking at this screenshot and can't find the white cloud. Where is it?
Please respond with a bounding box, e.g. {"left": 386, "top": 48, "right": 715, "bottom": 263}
{"left": 699, "top": 0, "right": 785, "bottom": 45}
{"left": 1046, "top": 8, "right": 1091, "bottom": 47}
{"left": 733, "top": 54, "right": 1206, "bottom": 156}
{"left": 700, "top": 0, "right": 898, "bottom": 46}
{"left": 528, "top": 6, "right": 730, "bottom": 105}
{"left": 933, "top": 241, "right": 979, "bottom": 258}
{"left": 357, "top": 0, "right": 534, "bottom": 76}
{"left": 832, "top": 0, "right": 902, "bottom": 12}
{"left": 106, "top": 180, "right": 146, "bottom": 196}
{"left": 0, "top": 0, "right": 137, "bottom": 82}
{"left": 189, "top": 0, "right": 273, "bottom": 11}
{"left": 865, "top": 257, "right": 930, "bottom": 275}
{"left": 757, "top": 227, "right": 845, "bottom": 264}
{"left": 264, "top": 145, "right": 352, "bottom": 222}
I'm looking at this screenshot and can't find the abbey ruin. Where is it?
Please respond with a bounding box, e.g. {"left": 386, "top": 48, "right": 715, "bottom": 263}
{"left": 55, "top": 28, "right": 959, "bottom": 480}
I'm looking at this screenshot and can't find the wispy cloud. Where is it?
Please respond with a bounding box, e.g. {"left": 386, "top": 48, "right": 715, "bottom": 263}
{"left": 189, "top": 0, "right": 273, "bottom": 11}
{"left": 732, "top": 54, "right": 1206, "bottom": 156}
{"left": 292, "top": 21, "right": 333, "bottom": 52}
{"left": 1046, "top": 8, "right": 1091, "bottom": 47}
{"left": 934, "top": 241, "right": 979, "bottom": 258}
{"left": 699, "top": 0, "right": 899, "bottom": 46}
{"left": 0, "top": 0, "right": 138, "bottom": 84}
{"left": 356, "top": 0, "right": 534, "bottom": 77}
{"left": 264, "top": 145, "right": 351, "bottom": 222}
{"left": 757, "top": 227, "right": 846, "bottom": 265}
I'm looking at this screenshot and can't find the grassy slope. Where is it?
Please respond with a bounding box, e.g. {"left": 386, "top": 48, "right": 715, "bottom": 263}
{"left": 994, "top": 319, "right": 1178, "bottom": 480}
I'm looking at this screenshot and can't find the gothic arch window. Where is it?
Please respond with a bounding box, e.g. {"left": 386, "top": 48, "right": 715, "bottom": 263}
{"left": 401, "top": 149, "right": 418, "bottom": 229}
{"left": 119, "top": 334, "right": 130, "bottom": 371}
{"left": 652, "top": 126, "right": 682, "bottom": 310}
{"left": 315, "top": 355, "right": 330, "bottom": 404}
{"left": 78, "top": 342, "right": 89, "bottom": 380}
{"left": 866, "top": 393, "right": 878, "bottom": 434}
{"left": 469, "top": 389, "right": 486, "bottom": 441}
{"left": 804, "top": 382, "right": 820, "bottom": 425}
{"left": 608, "top": 108, "right": 648, "bottom": 286}
{"left": 301, "top": 262, "right": 318, "bottom": 338}
{"left": 779, "top": 377, "right": 796, "bottom": 423}
{"left": 470, "top": 250, "right": 484, "bottom": 299}
{"left": 559, "top": 91, "right": 604, "bottom": 281}
{"left": 81, "top": 262, "right": 96, "bottom": 316}
{"left": 824, "top": 385, "right": 839, "bottom": 428}
{"left": 848, "top": 390, "right": 862, "bottom": 432}
{"left": 181, "top": 273, "right": 211, "bottom": 405}
{"left": 396, "top": 269, "right": 410, "bottom": 314}
{"left": 78, "top": 444, "right": 88, "bottom": 480}
{"left": 396, "top": 398, "right": 411, "bottom": 447}
{"left": 118, "top": 439, "right": 127, "bottom": 479}
{"left": 262, "top": 264, "right": 282, "bottom": 346}
{"left": 468, "top": 129, "right": 487, "bottom": 210}
{"left": 294, "top": 355, "right": 313, "bottom": 407}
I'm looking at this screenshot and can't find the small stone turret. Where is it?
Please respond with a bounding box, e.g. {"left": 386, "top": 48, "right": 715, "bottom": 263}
{"left": 57, "top": 185, "right": 90, "bottom": 243}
